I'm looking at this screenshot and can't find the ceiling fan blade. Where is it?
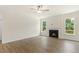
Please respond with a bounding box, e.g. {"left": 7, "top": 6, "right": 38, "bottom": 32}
{"left": 30, "top": 8, "right": 37, "bottom": 10}
{"left": 41, "top": 9, "right": 49, "bottom": 11}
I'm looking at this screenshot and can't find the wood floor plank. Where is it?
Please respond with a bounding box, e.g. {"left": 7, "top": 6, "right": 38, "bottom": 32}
{"left": 0, "top": 36, "right": 79, "bottom": 53}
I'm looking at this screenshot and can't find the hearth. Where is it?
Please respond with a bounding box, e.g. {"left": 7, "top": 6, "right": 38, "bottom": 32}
{"left": 49, "top": 30, "right": 58, "bottom": 38}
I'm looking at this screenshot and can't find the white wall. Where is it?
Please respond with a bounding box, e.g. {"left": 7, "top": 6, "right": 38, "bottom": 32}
{"left": 0, "top": 15, "right": 3, "bottom": 40}
{"left": 0, "top": 21, "right": 2, "bottom": 40}
{"left": 0, "top": 6, "right": 40, "bottom": 43}
{"left": 40, "top": 15, "right": 60, "bottom": 36}
{"left": 41, "top": 11, "right": 79, "bottom": 41}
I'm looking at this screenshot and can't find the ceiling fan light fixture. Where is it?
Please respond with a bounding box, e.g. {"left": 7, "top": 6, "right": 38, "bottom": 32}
{"left": 37, "top": 10, "right": 42, "bottom": 14}
{"left": 30, "top": 5, "right": 49, "bottom": 14}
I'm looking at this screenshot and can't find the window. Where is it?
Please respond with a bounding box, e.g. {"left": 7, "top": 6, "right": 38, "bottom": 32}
{"left": 42, "top": 21, "right": 46, "bottom": 31}
{"left": 65, "top": 18, "right": 75, "bottom": 35}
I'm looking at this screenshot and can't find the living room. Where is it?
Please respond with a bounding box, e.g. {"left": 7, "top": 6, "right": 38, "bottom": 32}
{"left": 0, "top": 5, "right": 79, "bottom": 53}
{"left": 1, "top": 0, "right": 79, "bottom": 59}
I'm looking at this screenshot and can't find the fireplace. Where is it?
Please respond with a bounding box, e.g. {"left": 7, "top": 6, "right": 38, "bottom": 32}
{"left": 49, "top": 30, "right": 58, "bottom": 38}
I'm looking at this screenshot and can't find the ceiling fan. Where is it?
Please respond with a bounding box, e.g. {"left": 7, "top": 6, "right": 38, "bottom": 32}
{"left": 30, "top": 5, "right": 49, "bottom": 13}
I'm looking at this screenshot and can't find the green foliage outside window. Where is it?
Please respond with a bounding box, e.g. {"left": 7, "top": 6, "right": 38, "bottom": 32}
{"left": 65, "top": 18, "right": 74, "bottom": 34}
{"left": 42, "top": 21, "right": 46, "bottom": 31}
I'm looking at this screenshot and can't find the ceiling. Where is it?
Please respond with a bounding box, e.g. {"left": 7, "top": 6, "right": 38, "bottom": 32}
{"left": 32, "top": 5, "right": 79, "bottom": 18}
{"left": 0, "top": 5, "right": 79, "bottom": 19}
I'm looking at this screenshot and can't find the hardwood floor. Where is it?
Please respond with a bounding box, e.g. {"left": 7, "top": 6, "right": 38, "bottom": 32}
{"left": 0, "top": 36, "right": 79, "bottom": 53}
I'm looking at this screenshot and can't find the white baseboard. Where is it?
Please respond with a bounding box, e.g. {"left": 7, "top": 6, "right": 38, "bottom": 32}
{"left": 2, "top": 34, "right": 39, "bottom": 44}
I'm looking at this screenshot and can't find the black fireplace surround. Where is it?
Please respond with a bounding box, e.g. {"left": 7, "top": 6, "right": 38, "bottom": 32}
{"left": 49, "top": 30, "right": 58, "bottom": 38}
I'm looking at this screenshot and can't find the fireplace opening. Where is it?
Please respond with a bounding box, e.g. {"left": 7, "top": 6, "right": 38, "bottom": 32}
{"left": 49, "top": 30, "right": 58, "bottom": 38}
